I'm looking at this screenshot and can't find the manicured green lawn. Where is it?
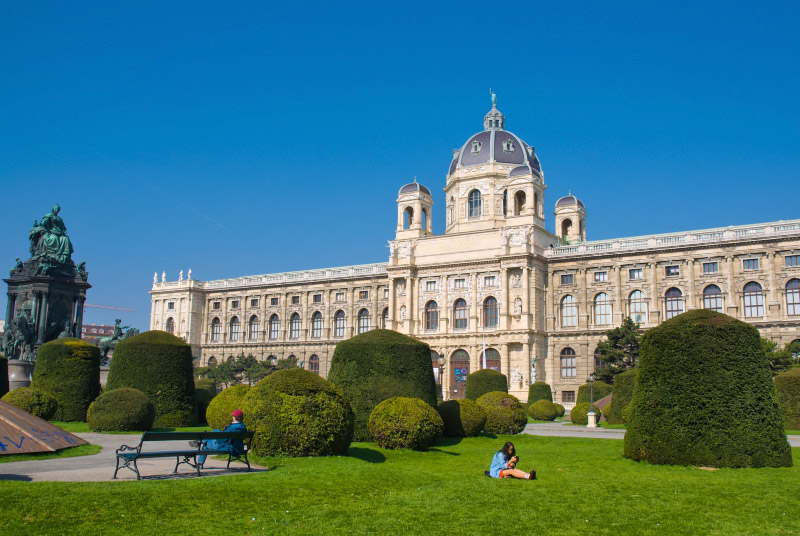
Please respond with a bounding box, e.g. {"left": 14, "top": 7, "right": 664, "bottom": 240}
{"left": 51, "top": 421, "right": 211, "bottom": 434}
{"left": 0, "top": 444, "right": 100, "bottom": 464}
{"left": 0, "top": 434, "right": 797, "bottom": 535}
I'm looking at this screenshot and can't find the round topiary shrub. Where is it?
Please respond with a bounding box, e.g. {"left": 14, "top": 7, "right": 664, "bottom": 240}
{"left": 554, "top": 403, "right": 565, "bottom": 417}
{"left": 624, "top": 310, "right": 791, "bottom": 468}
{"left": 106, "top": 331, "right": 196, "bottom": 427}
{"left": 194, "top": 378, "right": 216, "bottom": 424}
{"left": 577, "top": 380, "right": 613, "bottom": 405}
{"left": 86, "top": 388, "right": 154, "bottom": 431}
{"left": 437, "top": 399, "right": 486, "bottom": 437}
{"left": 620, "top": 403, "right": 632, "bottom": 424}
{"left": 206, "top": 384, "right": 250, "bottom": 430}
{"left": 2, "top": 387, "right": 58, "bottom": 420}
{"left": 476, "top": 391, "right": 527, "bottom": 434}
{"left": 527, "top": 382, "right": 552, "bottom": 404}
{"left": 774, "top": 368, "right": 800, "bottom": 431}
{"left": 327, "top": 330, "right": 437, "bottom": 441}
{"left": 465, "top": 369, "right": 508, "bottom": 400}
{"left": 528, "top": 399, "right": 558, "bottom": 421}
{"left": 242, "top": 368, "right": 353, "bottom": 457}
{"left": 369, "top": 396, "right": 443, "bottom": 450}
{"left": 32, "top": 338, "right": 100, "bottom": 421}
{"left": 605, "top": 368, "right": 637, "bottom": 424}
{"left": 570, "top": 402, "right": 593, "bottom": 425}
{"left": 0, "top": 355, "right": 8, "bottom": 398}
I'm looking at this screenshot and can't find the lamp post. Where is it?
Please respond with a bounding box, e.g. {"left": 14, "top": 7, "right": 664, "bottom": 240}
{"left": 438, "top": 352, "right": 446, "bottom": 402}
{"left": 587, "top": 373, "right": 597, "bottom": 428}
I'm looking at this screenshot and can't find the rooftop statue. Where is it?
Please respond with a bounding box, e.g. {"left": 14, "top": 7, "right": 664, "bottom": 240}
{"left": 29, "top": 204, "right": 74, "bottom": 265}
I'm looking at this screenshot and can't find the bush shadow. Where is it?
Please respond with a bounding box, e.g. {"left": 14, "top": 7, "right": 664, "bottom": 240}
{"left": 348, "top": 446, "right": 386, "bottom": 463}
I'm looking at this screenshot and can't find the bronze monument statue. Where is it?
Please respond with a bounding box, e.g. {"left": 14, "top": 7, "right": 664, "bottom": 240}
{"left": 97, "top": 319, "right": 139, "bottom": 363}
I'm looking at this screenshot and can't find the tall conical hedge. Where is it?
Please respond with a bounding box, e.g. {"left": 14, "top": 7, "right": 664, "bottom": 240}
{"left": 32, "top": 339, "right": 100, "bottom": 421}
{"left": 605, "top": 368, "right": 637, "bottom": 424}
{"left": 327, "top": 329, "right": 436, "bottom": 441}
{"left": 527, "top": 382, "right": 552, "bottom": 404}
{"left": 106, "top": 330, "right": 196, "bottom": 427}
{"left": 623, "top": 310, "right": 791, "bottom": 468}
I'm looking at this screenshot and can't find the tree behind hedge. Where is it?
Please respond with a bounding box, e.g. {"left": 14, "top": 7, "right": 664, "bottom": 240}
{"left": 594, "top": 317, "right": 641, "bottom": 383}
{"left": 623, "top": 310, "right": 792, "bottom": 468}
{"left": 194, "top": 378, "right": 216, "bottom": 425}
{"left": 106, "top": 330, "right": 196, "bottom": 427}
{"left": 527, "top": 382, "right": 552, "bottom": 404}
{"left": 0, "top": 355, "right": 8, "bottom": 398}
{"left": 32, "top": 339, "right": 100, "bottom": 421}
{"left": 327, "top": 329, "right": 436, "bottom": 441}
{"left": 576, "top": 380, "right": 613, "bottom": 407}
{"left": 775, "top": 368, "right": 800, "bottom": 430}
{"left": 605, "top": 368, "right": 637, "bottom": 424}
{"left": 465, "top": 369, "right": 507, "bottom": 400}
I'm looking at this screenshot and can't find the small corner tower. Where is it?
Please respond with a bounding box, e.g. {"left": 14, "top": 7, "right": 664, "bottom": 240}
{"left": 554, "top": 193, "right": 587, "bottom": 243}
{"left": 396, "top": 179, "right": 433, "bottom": 239}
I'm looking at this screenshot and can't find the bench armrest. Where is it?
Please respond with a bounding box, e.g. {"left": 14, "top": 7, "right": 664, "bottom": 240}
{"left": 115, "top": 443, "right": 141, "bottom": 455}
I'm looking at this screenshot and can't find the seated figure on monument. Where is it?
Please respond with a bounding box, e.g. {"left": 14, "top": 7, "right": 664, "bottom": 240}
{"left": 30, "top": 204, "right": 74, "bottom": 265}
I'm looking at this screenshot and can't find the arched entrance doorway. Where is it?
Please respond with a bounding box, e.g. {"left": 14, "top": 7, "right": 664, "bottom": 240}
{"left": 484, "top": 348, "right": 501, "bottom": 371}
{"left": 451, "top": 349, "right": 469, "bottom": 399}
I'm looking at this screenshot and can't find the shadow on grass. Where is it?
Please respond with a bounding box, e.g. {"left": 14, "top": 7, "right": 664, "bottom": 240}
{"left": 427, "top": 448, "right": 459, "bottom": 456}
{"left": 434, "top": 436, "right": 464, "bottom": 447}
{"left": 347, "top": 447, "right": 386, "bottom": 463}
{"left": 0, "top": 474, "right": 32, "bottom": 481}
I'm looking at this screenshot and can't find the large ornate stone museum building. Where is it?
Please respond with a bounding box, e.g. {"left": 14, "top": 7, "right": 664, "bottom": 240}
{"left": 150, "top": 100, "right": 800, "bottom": 406}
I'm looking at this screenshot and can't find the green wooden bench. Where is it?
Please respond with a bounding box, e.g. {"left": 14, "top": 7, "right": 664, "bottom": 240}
{"left": 113, "top": 430, "right": 255, "bottom": 480}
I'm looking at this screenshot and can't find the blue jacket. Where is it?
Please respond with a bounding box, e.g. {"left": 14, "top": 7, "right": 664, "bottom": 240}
{"left": 205, "top": 421, "right": 247, "bottom": 455}
{"left": 489, "top": 451, "right": 512, "bottom": 478}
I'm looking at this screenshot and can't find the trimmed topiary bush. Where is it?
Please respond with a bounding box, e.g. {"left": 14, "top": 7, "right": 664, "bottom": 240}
{"left": 2, "top": 387, "right": 57, "bottom": 420}
{"left": 570, "top": 402, "right": 593, "bottom": 425}
{"left": 775, "top": 368, "right": 800, "bottom": 430}
{"left": 624, "top": 310, "right": 791, "bottom": 468}
{"left": 369, "top": 396, "right": 443, "bottom": 450}
{"left": 86, "top": 388, "right": 154, "bottom": 431}
{"left": 528, "top": 399, "right": 558, "bottom": 421}
{"left": 554, "top": 403, "right": 565, "bottom": 417}
{"left": 0, "top": 355, "right": 8, "bottom": 398}
{"left": 437, "top": 399, "right": 486, "bottom": 437}
{"left": 206, "top": 384, "right": 250, "bottom": 430}
{"left": 32, "top": 338, "right": 100, "bottom": 421}
{"left": 476, "top": 391, "right": 527, "bottom": 434}
{"left": 527, "top": 382, "right": 552, "bottom": 404}
{"left": 605, "top": 368, "right": 637, "bottom": 424}
{"left": 242, "top": 368, "right": 353, "bottom": 457}
{"left": 194, "top": 378, "right": 216, "bottom": 424}
{"left": 577, "top": 380, "right": 613, "bottom": 406}
{"left": 106, "top": 331, "right": 196, "bottom": 427}
{"left": 327, "top": 330, "right": 437, "bottom": 441}
{"left": 620, "top": 403, "right": 632, "bottom": 424}
{"left": 465, "top": 369, "right": 507, "bottom": 400}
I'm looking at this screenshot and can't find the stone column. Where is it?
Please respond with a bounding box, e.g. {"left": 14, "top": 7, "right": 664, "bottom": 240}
{"left": 388, "top": 278, "right": 395, "bottom": 330}
{"left": 405, "top": 277, "right": 413, "bottom": 333}
{"left": 75, "top": 298, "right": 85, "bottom": 338}
{"left": 522, "top": 266, "right": 531, "bottom": 329}
{"left": 649, "top": 262, "right": 658, "bottom": 324}
{"left": 372, "top": 284, "right": 379, "bottom": 329}
{"left": 500, "top": 267, "right": 509, "bottom": 330}
{"left": 5, "top": 293, "right": 15, "bottom": 325}
{"left": 471, "top": 273, "right": 479, "bottom": 329}
{"left": 687, "top": 260, "right": 696, "bottom": 309}
{"left": 32, "top": 292, "right": 39, "bottom": 326}
{"left": 726, "top": 256, "right": 737, "bottom": 316}
{"left": 614, "top": 265, "right": 623, "bottom": 324}
{"left": 766, "top": 252, "right": 778, "bottom": 319}
{"left": 441, "top": 275, "right": 449, "bottom": 334}
{"left": 37, "top": 293, "right": 49, "bottom": 343}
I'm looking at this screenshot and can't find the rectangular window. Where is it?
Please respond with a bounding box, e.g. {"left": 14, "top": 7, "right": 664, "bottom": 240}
{"left": 313, "top": 294, "right": 322, "bottom": 303}
{"left": 336, "top": 292, "right": 345, "bottom": 302}
{"left": 561, "top": 274, "right": 574, "bottom": 286}
{"left": 629, "top": 268, "right": 642, "bottom": 280}
{"left": 561, "top": 391, "right": 576, "bottom": 403}
{"left": 270, "top": 297, "right": 279, "bottom": 306}
{"left": 291, "top": 296, "right": 300, "bottom": 305}
{"left": 703, "top": 262, "right": 719, "bottom": 274}
{"left": 250, "top": 299, "right": 259, "bottom": 308}
{"left": 786, "top": 255, "right": 800, "bottom": 267}
{"left": 231, "top": 300, "right": 239, "bottom": 309}
{"left": 167, "top": 302, "right": 175, "bottom": 310}
{"left": 359, "top": 290, "right": 369, "bottom": 300}
{"left": 426, "top": 281, "right": 437, "bottom": 291}
{"left": 212, "top": 302, "right": 220, "bottom": 310}
{"left": 454, "top": 278, "right": 466, "bottom": 289}
{"left": 384, "top": 288, "right": 389, "bottom": 299}
{"left": 484, "top": 276, "right": 495, "bottom": 287}
{"left": 594, "top": 271, "right": 608, "bottom": 283}
{"left": 743, "top": 259, "right": 759, "bottom": 271}
{"left": 665, "top": 265, "right": 680, "bottom": 277}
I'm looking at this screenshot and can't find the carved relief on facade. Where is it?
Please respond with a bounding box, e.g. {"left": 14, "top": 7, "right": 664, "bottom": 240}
{"left": 396, "top": 280, "right": 406, "bottom": 296}
{"left": 500, "top": 225, "right": 533, "bottom": 247}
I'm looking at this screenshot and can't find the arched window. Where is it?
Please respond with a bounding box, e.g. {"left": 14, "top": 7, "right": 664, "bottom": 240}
{"left": 229, "top": 316, "right": 240, "bottom": 341}
{"left": 561, "top": 219, "right": 572, "bottom": 239}
{"left": 453, "top": 298, "right": 468, "bottom": 329}
{"left": 309, "top": 354, "right": 320, "bottom": 375}
{"left": 207, "top": 356, "right": 217, "bottom": 367}
{"left": 269, "top": 314, "right": 280, "bottom": 339}
{"left": 421, "top": 209, "right": 427, "bottom": 231}
{"left": 483, "top": 296, "right": 498, "bottom": 328}
{"left": 357, "top": 309, "right": 370, "bottom": 334}
{"left": 743, "top": 282, "right": 764, "bottom": 318}
{"left": 468, "top": 189, "right": 482, "bottom": 218}
{"left": 248, "top": 315, "right": 259, "bottom": 340}
{"left": 211, "top": 317, "right": 221, "bottom": 342}
{"left": 629, "top": 290, "right": 647, "bottom": 323}
{"left": 502, "top": 189, "right": 508, "bottom": 216}
{"left": 665, "top": 288, "right": 684, "bottom": 320}
{"left": 381, "top": 307, "right": 389, "bottom": 329}
{"left": 289, "top": 313, "right": 301, "bottom": 339}
{"left": 311, "top": 311, "right": 323, "bottom": 338}
{"left": 424, "top": 301, "right": 439, "bottom": 331}
{"left": 560, "top": 347, "right": 576, "bottom": 377}
{"left": 594, "top": 347, "right": 604, "bottom": 369}
{"left": 166, "top": 317, "right": 175, "bottom": 334}
{"left": 514, "top": 191, "right": 526, "bottom": 215}
{"left": 484, "top": 348, "right": 501, "bottom": 371}
{"left": 560, "top": 295, "right": 577, "bottom": 327}
{"left": 403, "top": 207, "right": 413, "bottom": 229}
{"left": 594, "top": 293, "right": 611, "bottom": 325}
{"left": 786, "top": 279, "right": 800, "bottom": 316}
{"left": 703, "top": 285, "right": 723, "bottom": 313}
{"left": 334, "top": 310, "right": 345, "bottom": 337}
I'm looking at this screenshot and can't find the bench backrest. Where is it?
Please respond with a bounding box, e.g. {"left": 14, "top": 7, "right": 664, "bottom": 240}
{"left": 201, "top": 431, "right": 254, "bottom": 441}
{"left": 141, "top": 432, "right": 205, "bottom": 442}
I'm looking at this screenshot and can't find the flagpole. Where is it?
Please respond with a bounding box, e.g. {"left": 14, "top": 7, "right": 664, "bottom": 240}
{"left": 482, "top": 335, "right": 487, "bottom": 370}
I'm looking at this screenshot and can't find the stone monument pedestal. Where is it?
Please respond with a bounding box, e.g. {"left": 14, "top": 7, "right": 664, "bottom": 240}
{"left": 8, "top": 360, "right": 33, "bottom": 391}
{"left": 587, "top": 410, "right": 597, "bottom": 428}
{"left": 99, "top": 365, "right": 110, "bottom": 388}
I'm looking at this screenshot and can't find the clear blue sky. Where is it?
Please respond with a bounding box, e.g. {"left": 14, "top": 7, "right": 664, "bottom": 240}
{"left": 2, "top": 2, "right": 799, "bottom": 330}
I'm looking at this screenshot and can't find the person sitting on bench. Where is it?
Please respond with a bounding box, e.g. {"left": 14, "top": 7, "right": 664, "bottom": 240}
{"left": 489, "top": 441, "right": 536, "bottom": 480}
{"left": 197, "top": 409, "right": 248, "bottom": 467}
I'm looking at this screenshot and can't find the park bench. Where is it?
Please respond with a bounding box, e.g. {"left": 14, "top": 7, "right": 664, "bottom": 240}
{"left": 113, "top": 430, "right": 255, "bottom": 480}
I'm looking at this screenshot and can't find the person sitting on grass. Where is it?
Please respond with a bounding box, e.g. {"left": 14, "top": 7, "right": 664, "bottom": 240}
{"left": 489, "top": 441, "right": 536, "bottom": 480}
{"left": 197, "top": 409, "right": 248, "bottom": 468}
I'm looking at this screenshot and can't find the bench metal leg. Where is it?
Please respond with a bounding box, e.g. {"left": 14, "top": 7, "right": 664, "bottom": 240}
{"left": 114, "top": 456, "right": 141, "bottom": 480}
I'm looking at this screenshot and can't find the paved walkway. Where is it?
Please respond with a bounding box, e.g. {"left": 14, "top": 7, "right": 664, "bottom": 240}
{"left": 0, "top": 432, "right": 266, "bottom": 482}
{"left": 523, "top": 422, "right": 800, "bottom": 447}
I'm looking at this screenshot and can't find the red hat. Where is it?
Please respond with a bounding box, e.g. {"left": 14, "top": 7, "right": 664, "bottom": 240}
{"left": 231, "top": 409, "right": 243, "bottom": 418}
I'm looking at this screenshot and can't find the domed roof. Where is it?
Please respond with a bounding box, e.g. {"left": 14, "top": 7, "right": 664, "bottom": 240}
{"left": 399, "top": 180, "right": 431, "bottom": 196}
{"left": 509, "top": 165, "right": 531, "bottom": 177}
{"left": 449, "top": 99, "right": 543, "bottom": 180}
{"left": 555, "top": 194, "right": 585, "bottom": 209}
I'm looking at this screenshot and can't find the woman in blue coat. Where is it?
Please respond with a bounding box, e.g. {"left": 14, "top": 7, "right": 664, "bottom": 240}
{"left": 489, "top": 441, "right": 536, "bottom": 480}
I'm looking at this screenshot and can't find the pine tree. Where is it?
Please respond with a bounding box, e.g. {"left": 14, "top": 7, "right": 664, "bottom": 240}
{"left": 594, "top": 317, "right": 641, "bottom": 383}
